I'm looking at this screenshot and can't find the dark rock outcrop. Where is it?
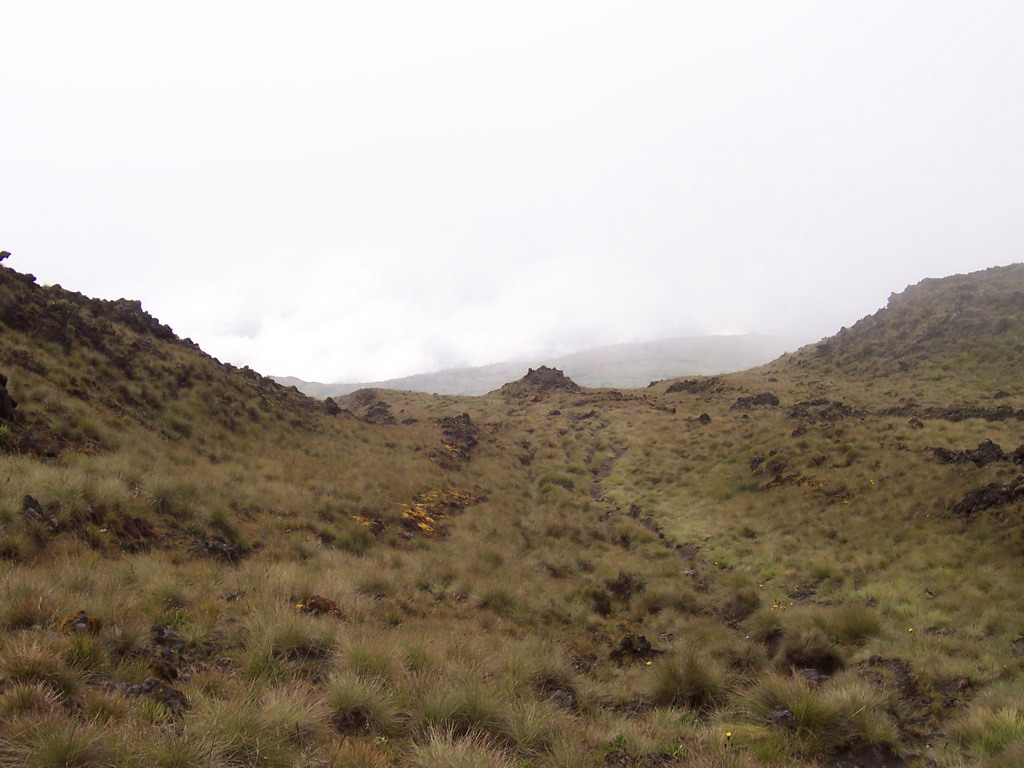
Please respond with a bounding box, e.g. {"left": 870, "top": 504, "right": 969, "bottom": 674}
{"left": 933, "top": 439, "right": 1006, "bottom": 467}
{"left": 950, "top": 476, "right": 1024, "bottom": 517}
{"left": 788, "top": 399, "right": 865, "bottom": 423}
{"left": 362, "top": 400, "right": 396, "bottom": 426}
{"left": 499, "top": 366, "right": 580, "bottom": 398}
{"left": 730, "top": 392, "right": 780, "bottom": 410}
{"left": 0, "top": 373, "right": 16, "bottom": 421}
{"left": 438, "top": 413, "right": 480, "bottom": 466}
{"left": 666, "top": 376, "right": 721, "bottom": 395}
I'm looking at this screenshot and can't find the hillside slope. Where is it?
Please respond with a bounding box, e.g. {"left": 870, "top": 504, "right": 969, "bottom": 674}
{"left": 780, "top": 263, "right": 1024, "bottom": 400}
{"left": 1, "top": 262, "right": 1023, "bottom": 768}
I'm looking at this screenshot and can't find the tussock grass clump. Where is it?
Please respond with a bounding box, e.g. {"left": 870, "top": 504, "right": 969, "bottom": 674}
{"left": 650, "top": 652, "right": 730, "bottom": 710}
{"left": 0, "top": 635, "right": 84, "bottom": 699}
{"left": 190, "top": 686, "right": 325, "bottom": 768}
{"left": 741, "top": 672, "right": 897, "bottom": 760}
{"left": 953, "top": 684, "right": 1024, "bottom": 763}
{"left": 406, "top": 726, "right": 518, "bottom": 768}
{"left": 326, "top": 669, "right": 405, "bottom": 735}
{"left": 8, "top": 717, "right": 119, "bottom": 768}
{"left": 0, "top": 682, "right": 59, "bottom": 717}
{"left": 412, "top": 678, "right": 505, "bottom": 739}
{"left": 776, "top": 626, "right": 845, "bottom": 676}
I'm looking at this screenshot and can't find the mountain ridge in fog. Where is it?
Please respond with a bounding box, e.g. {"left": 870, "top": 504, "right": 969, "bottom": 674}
{"left": 274, "top": 333, "right": 811, "bottom": 397}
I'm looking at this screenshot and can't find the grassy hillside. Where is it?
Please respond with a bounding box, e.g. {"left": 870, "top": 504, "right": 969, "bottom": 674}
{"left": 276, "top": 334, "right": 809, "bottom": 397}
{"left": 1, "top": 262, "right": 1023, "bottom": 768}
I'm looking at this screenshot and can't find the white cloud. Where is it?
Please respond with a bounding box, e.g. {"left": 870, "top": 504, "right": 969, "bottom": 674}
{"left": 2, "top": 1, "right": 1023, "bottom": 381}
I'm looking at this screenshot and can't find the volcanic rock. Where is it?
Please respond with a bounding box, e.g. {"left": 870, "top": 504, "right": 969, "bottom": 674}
{"left": 438, "top": 413, "right": 480, "bottom": 465}
{"left": 933, "top": 439, "right": 1006, "bottom": 467}
{"left": 499, "top": 366, "right": 580, "bottom": 398}
{"left": 0, "top": 372, "right": 16, "bottom": 421}
{"left": 950, "top": 476, "right": 1024, "bottom": 517}
{"left": 609, "top": 633, "right": 662, "bottom": 663}
{"left": 666, "top": 376, "right": 721, "bottom": 395}
{"left": 363, "top": 400, "right": 396, "bottom": 425}
{"left": 57, "top": 610, "right": 103, "bottom": 635}
{"left": 730, "top": 392, "right": 780, "bottom": 410}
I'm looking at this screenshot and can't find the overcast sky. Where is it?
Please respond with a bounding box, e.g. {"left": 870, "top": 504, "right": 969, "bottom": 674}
{"left": 2, "top": 2, "right": 1023, "bottom": 382}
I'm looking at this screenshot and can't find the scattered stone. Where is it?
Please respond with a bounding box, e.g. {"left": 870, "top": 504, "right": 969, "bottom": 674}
{"left": 697, "top": 413, "right": 712, "bottom": 425}
{"left": 20, "top": 495, "right": 58, "bottom": 531}
{"left": 609, "top": 633, "right": 663, "bottom": 663}
{"left": 20, "top": 494, "right": 43, "bottom": 520}
{"left": 605, "top": 571, "right": 645, "bottom": 600}
{"left": 134, "top": 677, "right": 189, "bottom": 712}
{"left": 548, "top": 689, "right": 577, "bottom": 711}
{"left": 800, "top": 668, "right": 823, "bottom": 686}
{"left": 323, "top": 397, "right": 341, "bottom": 416}
{"left": 830, "top": 744, "right": 908, "bottom": 768}
{"left": 767, "top": 705, "right": 796, "bottom": 728}
{"left": 934, "top": 675, "right": 971, "bottom": 706}
{"left": 202, "top": 534, "right": 246, "bottom": 561}
{"left": 1012, "top": 635, "right": 1024, "bottom": 656}
{"left": 56, "top": 610, "right": 103, "bottom": 635}
{"left": 730, "top": 392, "right": 780, "bottom": 410}
{"left": 151, "top": 624, "right": 184, "bottom": 651}
{"left": 150, "top": 658, "right": 180, "bottom": 681}
{"left": 297, "top": 594, "right": 341, "bottom": 617}
{"left": 908, "top": 417, "right": 924, "bottom": 429}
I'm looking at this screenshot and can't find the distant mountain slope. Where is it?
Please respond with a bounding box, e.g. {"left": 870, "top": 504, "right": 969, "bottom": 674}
{"left": 277, "top": 334, "right": 810, "bottom": 397}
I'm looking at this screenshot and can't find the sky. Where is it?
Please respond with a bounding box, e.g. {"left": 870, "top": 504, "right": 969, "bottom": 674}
{"left": 2, "top": 1, "right": 1023, "bottom": 382}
